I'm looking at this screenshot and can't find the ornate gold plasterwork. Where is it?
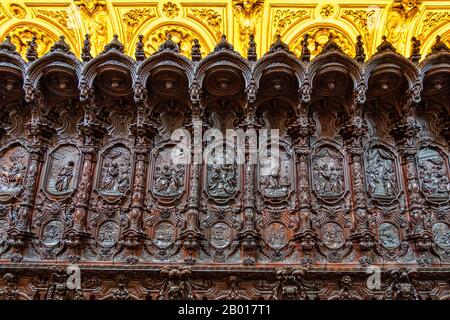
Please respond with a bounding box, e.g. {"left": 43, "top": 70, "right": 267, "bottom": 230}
{"left": 233, "top": 0, "right": 264, "bottom": 51}
{"left": 9, "top": 4, "right": 26, "bottom": 19}
{"left": 0, "top": 0, "right": 448, "bottom": 59}
{"left": 123, "top": 8, "right": 156, "bottom": 42}
{"left": 162, "top": 2, "right": 179, "bottom": 19}
{"left": 189, "top": 8, "right": 222, "bottom": 39}
{"left": 144, "top": 25, "right": 208, "bottom": 58}
{"left": 290, "top": 27, "right": 355, "bottom": 59}
{"left": 273, "top": 9, "right": 309, "bottom": 36}
{"left": 9, "top": 25, "right": 57, "bottom": 58}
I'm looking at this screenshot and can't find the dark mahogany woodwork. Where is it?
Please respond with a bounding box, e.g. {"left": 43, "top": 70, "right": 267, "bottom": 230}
{"left": 0, "top": 34, "right": 449, "bottom": 300}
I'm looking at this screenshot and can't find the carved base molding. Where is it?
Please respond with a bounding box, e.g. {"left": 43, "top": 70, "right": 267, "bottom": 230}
{"left": 0, "top": 264, "right": 449, "bottom": 300}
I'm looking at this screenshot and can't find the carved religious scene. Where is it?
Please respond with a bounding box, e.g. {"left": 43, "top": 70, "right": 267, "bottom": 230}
{"left": 151, "top": 147, "right": 186, "bottom": 198}
{"left": 312, "top": 147, "right": 345, "bottom": 199}
{"left": 44, "top": 145, "right": 80, "bottom": 195}
{"left": 259, "top": 149, "right": 292, "bottom": 198}
{"left": 365, "top": 147, "right": 398, "bottom": 198}
{"left": 206, "top": 149, "right": 238, "bottom": 199}
{"left": 0, "top": 146, "right": 28, "bottom": 198}
{"left": 417, "top": 148, "right": 450, "bottom": 200}
{"left": 98, "top": 146, "right": 132, "bottom": 197}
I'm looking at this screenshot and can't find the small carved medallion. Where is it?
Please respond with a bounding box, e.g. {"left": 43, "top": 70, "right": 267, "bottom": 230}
{"left": 322, "top": 222, "right": 344, "bottom": 249}
{"left": 432, "top": 222, "right": 450, "bottom": 249}
{"left": 153, "top": 222, "right": 176, "bottom": 249}
{"left": 41, "top": 220, "right": 64, "bottom": 246}
{"left": 417, "top": 148, "right": 450, "bottom": 200}
{"left": 378, "top": 222, "right": 401, "bottom": 249}
{"left": 45, "top": 145, "right": 80, "bottom": 196}
{"left": 0, "top": 146, "right": 29, "bottom": 199}
{"left": 264, "top": 222, "right": 288, "bottom": 249}
{"left": 259, "top": 149, "right": 292, "bottom": 198}
{"left": 365, "top": 148, "right": 398, "bottom": 198}
{"left": 98, "top": 146, "right": 132, "bottom": 197}
{"left": 312, "top": 147, "right": 345, "bottom": 199}
{"left": 210, "top": 222, "right": 231, "bottom": 249}
{"left": 97, "top": 221, "right": 120, "bottom": 247}
{"left": 152, "top": 147, "right": 186, "bottom": 198}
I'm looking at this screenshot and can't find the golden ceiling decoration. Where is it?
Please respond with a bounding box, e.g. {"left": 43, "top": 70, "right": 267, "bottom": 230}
{"left": 0, "top": 0, "right": 448, "bottom": 60}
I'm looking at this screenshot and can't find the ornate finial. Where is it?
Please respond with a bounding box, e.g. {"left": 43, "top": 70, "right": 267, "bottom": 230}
{"left": 135, "top": 34, "right": 146, "bottom": 61}
{"left": 158, "top": 33, "right": 179, "bottom": 53}
{"left": 25, "top": 36, "right": 38, "bottom": 62}
{"left": 247, "top": 34, "right": 257, "bottom": 61}
{"left": 376, "top": 36, "right": 396, "bottom": 54}
{"left": 429, "top": 35, "right": 449, "bottom": 55}
{"left": 81, "top": 33, "right": 93, "bottom": 62}
{"left": 267, "top": 34, "right": 292, "bottom": 55}
{"left": 300, "top": 33, "right": 311, "bottom": 62}
{"left": 214, "top": 34, "right": 234, "bottom": 52}
{"left": 102, "top": 34, "right": 125, "bottom": 54}
{"left": 354, "top": 35, "right": 366, "bottom": 63}
{"left": 321, "top": 33, "right": 343, "bottom": 54}
{"left": 410, "top": 37, "right": 421, "bottom": 64}
{"left": 50, "top": 35, "right": 73, "bottom": 55}
{"left": 0, "top": 35, "right": 19, "bottom": 55}
{"left": 190, "top": 39, "right": 202, "bottom": 61}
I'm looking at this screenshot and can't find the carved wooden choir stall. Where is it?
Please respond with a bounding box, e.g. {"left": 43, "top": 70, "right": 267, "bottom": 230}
{"left": 0, "top": 31, "right": 449, "bottom": 300}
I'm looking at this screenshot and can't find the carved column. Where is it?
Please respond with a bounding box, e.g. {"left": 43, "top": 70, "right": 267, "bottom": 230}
{"left": 179, "top": 81, "right": 205, "bottom": 265}
{"left": 64, "top": 81, "right": 106, "bottom": 261}
{"left": 236, "top": 81, "right": 261, "bottom": 265}
{"left": 121, "top": 82, "right": 157, "bottom": 262}
{"left": 391, "top": 85, "right": 432, "bottom": 266}
{"left": 340, "top": 87, "right": 376, "bottom": 265}
{"left": 7, "top": 87, "right": 54, "bottom": 262}
{"left": 290, "top": 87, "right": 317, "bottom": 266}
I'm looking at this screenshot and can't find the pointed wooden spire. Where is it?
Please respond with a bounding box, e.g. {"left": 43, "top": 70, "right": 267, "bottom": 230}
{"left": 81, "top": 33, "right": 93, "bottom": 62}
{"left": 102, "top": 34, "right": 125, "bottom": 54}
{"left": 0, "top": 35, "right": 19, "bottom": 55}
{"left": 300, "top": 33, "right": 311, "bottom": 62}
{"left": 321, "top": 33, "right": 343, "bottom": 54}
{"left": 50, "top": 35, "right": 73, "bottom": 55}
{"left": 376, "top": 36, "right": 396, "bottom": 53}
{"left": 268, "top": 34, "right": 292, "bottom": 54}
{"left": 158, "top": 33, "right": 179, "bottom": 53}
{"left": 214, "top": 34, "right": 234, "bottom": 52}
{"left": 410, "top": 37, "right": 421, "bottom": 64}
{"left": 25, "top": 36, "right": 38, "bottom": 62}
{"left": 191, "top": 39, "right": 202, "bottom": 61}
{"left": 354, "top": 35, "right": 366, "bottom": 63}
{"left": 247, "top": 34, "right": 257, "bottom": 61}
{"left": 135, "top": 34, "right": 146, "bottom": 61}
{"left": 429, "top": 35, "right": 449, "bottom": 55}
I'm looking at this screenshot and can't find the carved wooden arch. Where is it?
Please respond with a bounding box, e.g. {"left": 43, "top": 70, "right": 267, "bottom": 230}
{"left": 81, "top": 49, "right": 137, "bottom": 88}
{"left": 364, "top": 52, "right": 421, "bottom": 91}
{"left": 418, "top": 51, "right": 450, "bottom": 91}
{"left": 252, "top": 51, "right": 307, "bottom": 92}
{"left": 25, "top": 51, "right": 82, "bottom": 91}
{"left": 0, "top": 50, "right": 26, "bottom": 76}
{"left": 137, "top": 51, "right": 194, "bottom": 85}
{"left": 307, "top": 51, "right": 364, "bottom": 91}
{"left": 195, "top": 50, "right": 253, "bottom": 95}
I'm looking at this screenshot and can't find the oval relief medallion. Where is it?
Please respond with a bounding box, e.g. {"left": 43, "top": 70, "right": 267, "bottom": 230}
{"left": 264, "top": 222, "right": 288, "bottom": 249}
{"left": 378, "top": 222, "right": 401, "bottom": 249}
{"left": 97, "top": 221, "right": 120, "bottom": 247}
{"left": 322, "top": 222, "right": 344, "bottom": 249}
{"left": 210, "top": 222, "right": 232, "bottom": 249}
{"left": 153, "top": 222, "right": 176, "bottom": 249}
{"left": 432, "top": 222, "right": 450, "bottom": 249}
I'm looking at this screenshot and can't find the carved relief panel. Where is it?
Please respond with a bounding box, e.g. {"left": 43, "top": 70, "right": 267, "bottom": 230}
{"left": 43, "top": 145, "right": 81, "bottom": 197}
{"left": 0, "top": 145, "right": 29, "bottom": 200}
{"left": 258, "top": 145, "right": 293, "bottom": 200}
{"left": 150, "top": 144, "right": 187, "bottom": 201}
{"left": 416, "top": 147, "right": 450, "bottom": 202}
{"left": 312, "top": 145, "right": 346, "bottom": 201}
{"left": 96, "top": 145, "right": 132, "bottom": 198}
{"left": 365, "top": 147, "right": 400, "bottom": 200}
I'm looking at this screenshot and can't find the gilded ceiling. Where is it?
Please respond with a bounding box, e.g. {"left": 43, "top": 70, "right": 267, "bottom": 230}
{"left": 0, "top": 0, "right": 449, "bottom": 60}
